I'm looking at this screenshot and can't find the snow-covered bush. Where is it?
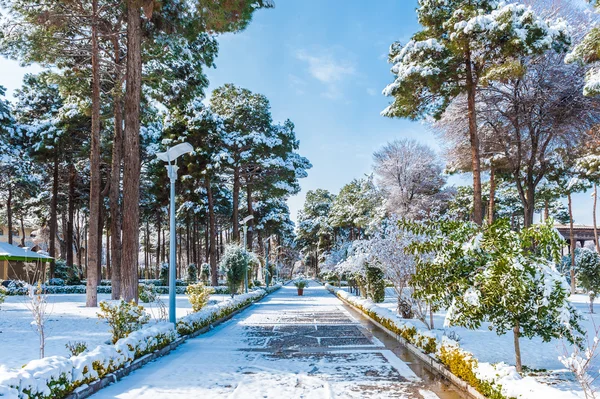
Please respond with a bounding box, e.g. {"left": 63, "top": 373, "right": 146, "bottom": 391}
{"left": 576, "top": 248, "right": 600, "bottom": 313}
{"left": 220, "top": 244, "right": 249, "bottom": 297}
{"left": 65, "top": 341, "right": 87, "bottom": 357}
{"left": 45, "top": 278, "right": 64, "bottom": 286}
{"left": 98, "top": 300, "right": 150, "bottom": 344}
{"left": 186, "top": 264, "right": 198, "bottom": 284}
{"left": 186, "top": 282, "right": 211, "bottom": 312}
{"left": 138, "top": 284, "right": 158, "bottom": 303}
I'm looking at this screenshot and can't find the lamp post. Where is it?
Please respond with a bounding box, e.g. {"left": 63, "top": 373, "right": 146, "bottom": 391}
{"left": 156, "top": 142, "right": 193, "bottom": 324}
{"left": 241, "top": 215, "right": 254, "bottom": 293}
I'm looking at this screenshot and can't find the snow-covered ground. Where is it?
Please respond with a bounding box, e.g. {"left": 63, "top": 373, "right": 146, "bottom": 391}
{"left": 90, "top": 282, "right": 450, "bottom": 399}
{"left": 369, "top": 288, "right": 600, "bottom": 389}
{"left": 0, "top": 293, "right": 232, "bottom": 369}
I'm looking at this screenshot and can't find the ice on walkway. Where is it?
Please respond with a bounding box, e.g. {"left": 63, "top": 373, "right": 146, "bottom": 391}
{"left": 91, "top": 282, "right": 442, "bottom": 399}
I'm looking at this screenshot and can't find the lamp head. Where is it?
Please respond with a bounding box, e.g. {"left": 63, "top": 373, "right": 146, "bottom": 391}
{"left": 156, "top": 142, "right": 194, "bottom": 163}
{"left": 242, "top": 215, "right": 254, "bottom": 225}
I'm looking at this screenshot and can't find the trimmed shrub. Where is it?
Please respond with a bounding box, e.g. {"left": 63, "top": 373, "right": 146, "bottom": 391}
{"left": 187, "top": 264, "right": 198, "bottom": 284}
{"left": 366, "top": 266, "right": 385, "bottom": 303}
{"left": 98, "top": 300, "right": 150, "bottom": 344}
{"left": 159, "top": 263, "right": 169, "bottom": 286}
{"left": 220, "top": 244, "right": 249, "bottom": 297}
{"left": 186, "top": 282, "right": 212, "bottom": 312}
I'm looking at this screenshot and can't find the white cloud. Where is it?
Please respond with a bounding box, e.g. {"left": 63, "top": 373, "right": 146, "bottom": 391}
{"left": 366, "top": 88, "right": 377, "bottom": 96}
{"left": 295, "top": 49, "right": 355, "bottom": 99}
{"left": 288, "top": 74, "right": 307, "bottom": 95}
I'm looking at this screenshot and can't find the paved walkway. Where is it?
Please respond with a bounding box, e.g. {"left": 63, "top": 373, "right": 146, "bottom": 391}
{"left": 92, "top": 282, "right": 446, "bottom": 399}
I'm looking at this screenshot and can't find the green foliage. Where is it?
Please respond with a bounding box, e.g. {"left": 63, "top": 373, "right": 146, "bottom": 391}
{"left": 186, "top": 282, "right": 212, "bottom": 312}
{"left": 186, "top": 264, "right": 198, "bottom": 284}
{"left": 159, "top": 263, "right": 169, "bottom": 287}
{"left": 365, "top": 266, "right": 385, "bottom": 303}
{"left": 575, "top": 248, "right": 600, "bottom": 311}
{"left": 52, "top": 260, "right": 81, "bottom": 285}
{"left": 65, "top": 341, "right": 87, "bottom": 357}
{"left": 293, "top": 279, "right": 308, "bottom": 289}
{"left": 219, "top": 244, "right": 250, "bottom": 297}
{"left": 138, "top": 284, "right": 158, "bottom": 303}
{"left": 97, "top": 300, "right": 150, "bottom": 344}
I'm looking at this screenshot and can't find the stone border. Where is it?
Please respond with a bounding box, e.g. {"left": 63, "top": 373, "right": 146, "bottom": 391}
{"left": 334, "top": 292, "right": 488, "bottom": 399}
{"left": 65, "top": 290, "right": 276, "bottom": 399}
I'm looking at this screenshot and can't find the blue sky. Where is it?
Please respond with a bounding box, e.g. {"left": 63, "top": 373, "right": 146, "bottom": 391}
{"left": 0, "top": 0, "right": 594, "bottom": 225}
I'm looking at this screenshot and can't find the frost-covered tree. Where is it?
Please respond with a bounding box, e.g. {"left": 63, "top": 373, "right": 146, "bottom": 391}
{"left": 382, "top": 0, "right": 570, "bottom": 225}
{"left": 373, "top": 139, "right": 446, "bottom": 219}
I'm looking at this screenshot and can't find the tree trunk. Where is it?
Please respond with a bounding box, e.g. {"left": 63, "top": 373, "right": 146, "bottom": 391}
{"left": 232, "top": 166, "right": 240, "bottom": 241}
{"left": 569, "top": 192, "right": 576, "bottom": 294}
{"left": 49, "top": 154, "right": 59, "bottom": 278}
{"left": 6, "top": 185, "right": 12, "bottom": 246}
{"left": 86, "top": 0, "right": 101, "bottom": 307}
{"left": 594, "top": 184, "right": 599, "bottom": 253}
{"left": 121, "top": 0, "right": 142, "bottom": 302}
{"left": 110, "top": 77, "right": 123, "bottom": 299}
{"left": 206, "top": 175, "right": 217, "bottom": 286}
{"left": 66, "top": 163, "right": 76, "bottom": 268}
{"left": 465, "top": 50, "right": 483, "bottom": 226}
{"left": 523, "top": 185, "right": 536, "bottom": 228}
{"left": 544, "top": 199, "right": 550, "bottom": 222}
{"left": 246, "top": 184, "right": 254, "bottom": 251}
{"left": 488, "top": 165, "right": 495, "bottom": 224}
{"left": 20, "top": 217, "right": 25, "bottom": 247}
{"left": 156, "top": 216, "right": 161, "bottom": 271}
{"left": 513, "top": 322, "right": 522, "bottom": 373}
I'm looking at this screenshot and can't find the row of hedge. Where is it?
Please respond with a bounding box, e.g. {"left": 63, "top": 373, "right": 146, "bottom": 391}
{"left": 0, "top": 284, "right": 282, "bottom": 399}
{"left": 325, "top": 284, "right": 570, "bottom": 399}
{"left": 2, "top": 283, "right": 235, "bottom": 296}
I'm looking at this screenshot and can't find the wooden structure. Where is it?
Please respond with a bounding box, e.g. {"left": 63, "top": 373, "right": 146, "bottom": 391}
{"left": 554, "top": 224, "right": 598, "bottom": 250}
{"left": 0, "top": 242, "right": 53, "bottom": 281}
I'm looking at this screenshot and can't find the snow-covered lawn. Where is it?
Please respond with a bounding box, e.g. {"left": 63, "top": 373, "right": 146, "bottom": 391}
{"left": 370, "top": 288, "right": 600, "bottom": 390}
{"left": 0, "top": 293, "right": 232, "bottom": 369}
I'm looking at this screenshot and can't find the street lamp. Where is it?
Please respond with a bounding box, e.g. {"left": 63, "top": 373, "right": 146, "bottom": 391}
{"left": 156, "top": 142, "right": 194, "bottom": 324}
{"left": 241, "top": 215, "right": 254, "bottom": 293}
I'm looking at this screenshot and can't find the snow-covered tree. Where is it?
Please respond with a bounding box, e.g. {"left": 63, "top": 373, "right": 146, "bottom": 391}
{"left": 328, "top": 176, "right": 384, "bottom": 240}
{"left": 373, "top": 139, "right": 446, "bottom": 219}
{"left": 404, "top": 218, "right": 584, "bottom": 372}
{"left": 296, "top": 189, "right": 335, "bottom": 274}
{"left": 383, "top": 0, "right": 570, "bottom": 225}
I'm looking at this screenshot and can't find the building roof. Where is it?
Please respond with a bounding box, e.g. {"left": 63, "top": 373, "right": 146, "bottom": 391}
{"left": 0, "top": 242, "right": 53, "bottom": 262}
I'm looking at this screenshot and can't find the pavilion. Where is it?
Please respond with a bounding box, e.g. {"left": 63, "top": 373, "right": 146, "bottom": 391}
{"left": 0, "top": 242, "right": 53, "bottom": 281}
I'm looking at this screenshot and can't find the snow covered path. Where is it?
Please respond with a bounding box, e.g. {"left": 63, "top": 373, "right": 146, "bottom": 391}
{"left": 91, "top": 282, "right": 451, "bottom": 399}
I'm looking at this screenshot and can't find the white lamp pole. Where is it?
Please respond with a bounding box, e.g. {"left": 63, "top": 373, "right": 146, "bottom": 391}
{"left": 156, "top": 143, "right": 193, "bottom": 324}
